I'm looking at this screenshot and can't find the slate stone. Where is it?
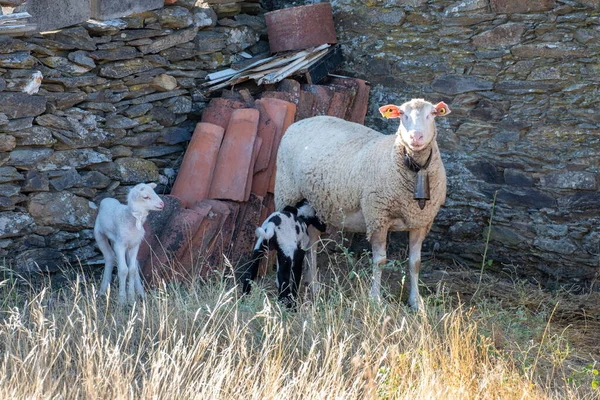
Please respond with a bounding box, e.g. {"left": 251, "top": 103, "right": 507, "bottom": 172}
{"left": 0, "top": 52, "right": 37, "bottom": 69}
{"left": 51, "top": 27, "right": 97, "bottom": 51}
{"left": 113, "top": 157, "right": 159, "bottom": 183}
{"left": 28, "top": 191, "right": 97, "bottom": 230}
{"left": 156, "top": 6, "right": 194, "bottom": 28}
{"left": 0, "top": 184, "right": 20, "bottom": 197}
{"left": 558, "top": 192, "right": 600, "bottom": 211}
{"left": 46, "top": 92, "right": 88, "bottom": 110}
{"left": 38, "top": 149, "right": 111, "bottom": 171}
{"left": 99, "top": 59, "right": 154, "bottom": 79}
{"left": 511, "top": 43, "right": 584, "bottom": 58}
{"left": 497, "top": 188, "right": 555, "bottom": 209}
{"left": 431, "top": 74, "right": 494, "bottom": 95}
{"left": 0, "top": 37, "right": 29, "bottom": 54}
{"left": 44, "top": 75, "right": 108, "bottom": 88}
{"left": 117, "top": 29, "right": 166, "bottom": 41}
{"left": 158, "top": 125, "right": 192, "bottom": 145}
{"left": 0, "top": 197, "right": 13, "bottom": 210}
{"left": 104, "top": 115, "right": 139, "bottom": 129}
{"left": 490, "top": 0, "right": 556, "bottom": 13}
{"left": 124, "top": 103, "right": 153, "bottom": 118}
{"left": 90, "top": 46, "right": 141, "bottom": 61}
{"left": 533, "top": 237, "right": 576, "bottom": 255}
{"left": 132, "top": 145, "right": 184, "bottom": 158}
{"left": 22, "top": 171, "right": 50, "bottom": 193}
{"left": 83, "top": 19, "right": 128, "bottom": 35}
{"left": 151, "top": 106, "right": 177, "bottom": 127}
{"left": 49, "top": 168, "right": 82, "bottom": 191}
{"left": 193, "top": 6, "right": 218, "bottom": 28}
{"left": 472, "top": 23, "right": 525, "bottom": 49}
{"left": 164, "top": 96, "right": 192, "bottom": 114}
{"left": 504, "top": 169, "right": 534, "bottom": 186}
{"left": 67, "top": 51, "right": 96, "bottom": 69}
{"left": 0, "top": 167, "right": 24, "bottom": 184}
{"left": 7, "top": 148, "right": 54, "bottom": 168}
{"left": 115, "top": 131, "right": 161, "bottom": 147}
{"left": 27, "top": 0, "right": 91, "bottom": 32}
{"left": 139, "top": 27, "right": 198, "bottom": 54}
{"left": 0, "top": 135, "right": 16, "bottom": 152}
{"left": 540, "top": 171, "right": 597, "bottom": 190}
{"left": 0, "top": 93, "right": 47, "bottom": 119}
{"left": 483, "top": 225, "right": 526, "bottom": 247}
{"left": 77, "top": 171, "right": 111, "bottom": 189}
{"left": 495, "top": 81, "right": 557, "bottom": 94}
{"left": 0, "top": 212, "right": 34, "bottom": 239}
{"left": 194, "top": 30, "right": 227, "bottom": 53}
{"left": 90, "top": 0, "right": 163, "bottom": 20}
{"left": 0, "top": 117, "right": 31, "bottom": 132}
{"left": 36, "top": 114, "right": 72, "bottom": 131}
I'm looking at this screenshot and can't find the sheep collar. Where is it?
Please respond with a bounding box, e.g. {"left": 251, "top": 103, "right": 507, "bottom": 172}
{"left": 402, "top": 147, "right": 433, "bottom": 210}
{"left": 402, "top": 146, "right": 432, "bottom": 173}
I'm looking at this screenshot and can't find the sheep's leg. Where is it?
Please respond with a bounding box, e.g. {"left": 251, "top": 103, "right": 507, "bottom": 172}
{"left": 126, "top": 246, "right": 141, "bottom": 304}
{"left": 133, "top": 263, "right": 145, "bottom": 299}
{"left": 96, "top": 232, "right": 115, "bottom": 296}
{"left": 408, "top": 228, "right": 427, "bottom": 310}
{"left": 304, "top": 226, "right": 321, "bottom": 300}
{"left": 370, "top": 227, "right": 388, "bottom": 300}
{"left": 276, "top": 251, "right": 293, "bottom": 307}
{"left": 290, "top": 249, "right": 305, "bottom": 303}
{"left": 114, "top": 244, "right": 129, "bottom": 304}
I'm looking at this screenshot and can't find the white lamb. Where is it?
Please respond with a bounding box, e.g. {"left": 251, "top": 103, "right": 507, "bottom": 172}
{"left": 275, "top": 99, "right": 451, "bottom": 310}
{"left": 94, "top": 183, "right": 164, "bottom": 304}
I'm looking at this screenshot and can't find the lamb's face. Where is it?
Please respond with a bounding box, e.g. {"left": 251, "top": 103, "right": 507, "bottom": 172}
{"left": 129, "top": 183, "right": 165, "bottom": 211}
{"left": 379, "top": 99, "right": 451, "bottom": 152}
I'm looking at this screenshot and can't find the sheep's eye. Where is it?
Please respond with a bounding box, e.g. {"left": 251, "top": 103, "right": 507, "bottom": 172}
{"left": 143, "top": 196, "right": 150, "bottom": 199}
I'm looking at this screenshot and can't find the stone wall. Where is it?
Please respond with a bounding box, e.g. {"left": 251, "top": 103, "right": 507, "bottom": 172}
{"left": 0, "top": 1, "right": 267, "bottom": 274}
{"left": 270, "top": 0, "right": 600, "bottom": 286}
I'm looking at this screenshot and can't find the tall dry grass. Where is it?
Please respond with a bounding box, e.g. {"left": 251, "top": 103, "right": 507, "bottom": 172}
{"left": 0, "top": 266, "right": 597, "bottom": 400}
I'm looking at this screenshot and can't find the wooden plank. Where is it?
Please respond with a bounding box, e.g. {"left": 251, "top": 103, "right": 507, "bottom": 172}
{"left": 259, "top": 48, "right": 329, "bottom": 85}
{"left": 299, "top": 44, "right": 344, "bottom": 85}
{"left": 0, "top": 0, "right": 25, "bottom": 5}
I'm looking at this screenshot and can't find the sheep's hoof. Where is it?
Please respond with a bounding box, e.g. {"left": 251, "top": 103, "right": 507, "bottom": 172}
{"left": 408, "top": 295, "right": 423, "bottom": 312}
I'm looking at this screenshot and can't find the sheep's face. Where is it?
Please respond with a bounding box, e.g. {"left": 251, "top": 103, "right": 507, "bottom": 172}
{"left": 379, "top": 99, "right": 450, "bottom": 152}
{"left": 128, "top": 183, "right": 165, "bottom": 211}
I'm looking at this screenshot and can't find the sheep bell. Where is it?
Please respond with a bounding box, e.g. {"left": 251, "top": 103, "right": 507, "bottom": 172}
{"left": 414, "top": 169, "right": 430, "bottom": 210}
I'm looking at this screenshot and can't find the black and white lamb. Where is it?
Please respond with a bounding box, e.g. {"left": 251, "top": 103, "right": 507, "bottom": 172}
{"left": 242, "top": 200, "right": 326, "bottom": 307}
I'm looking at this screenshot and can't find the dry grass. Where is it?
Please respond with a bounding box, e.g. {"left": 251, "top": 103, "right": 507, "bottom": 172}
{"left": 0, "top": 255, "right": 598, "bottom": 399}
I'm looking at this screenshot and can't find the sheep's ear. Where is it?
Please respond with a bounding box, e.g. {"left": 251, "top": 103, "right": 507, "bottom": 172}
{"left": 433, "top": 102, "right": 451, "bottom": 116}
{"left": 149, "top": 183, "right": 157, "bottom": 188}
{"left": 379, "top": 104, "right": 402, "bottom": 119}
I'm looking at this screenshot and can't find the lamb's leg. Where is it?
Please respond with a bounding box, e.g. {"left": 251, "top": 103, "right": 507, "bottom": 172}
{"left": 126, "top": 245, "right": 142, "bottom": 304}
{"left": 134, "top": 263, "right": 145, "bottom": 299}
{"left": 408, "top": 228, "right": 427, "bottom": 310}
{"left": 304, "top": 226, "right": 321, "bottom": 300}
{"left": 114, "top": 244, "right": 129, "bottom": 304}
{"left": 96, "top": 231, "right": 115, "bottom": 296}
{"left": 369, "top": 227, "right": 388, "bottom": 300}
{"left": 276, "top": 251, "right": 293, "bottom": 307}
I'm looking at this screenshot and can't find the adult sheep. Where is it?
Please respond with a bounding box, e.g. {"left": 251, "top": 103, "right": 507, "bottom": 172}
{"left": 274, "top": 98, "right": 450, "bottom": 309}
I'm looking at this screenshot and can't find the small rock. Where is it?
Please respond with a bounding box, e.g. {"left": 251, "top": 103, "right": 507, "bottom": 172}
{"left": 22, "top": 171, "right": 50, "bottom": 192}
{"left": 114, "top": 157, "right": 159, "bottom": 183}
{"left": 28, "top": 191, "right": 97, "bottom": 229}
{"left": 164, "top": 96, "right": 192, "bottom": 114}
{"left": 40, "top": 57, "right": 93, "bottom": 75}
{"left": 156, "top": 6, "right": 194, "bottom": 29}
{"left": 7, "top": 148, "right": 54, "bottom": 168}
{"left": 541, "top": 171, "right": 597, "bottom": 190}
{"left": 432, "top": 74, "right": 494, "bottom": 95}
{"left": 14, "top": 248, "right": 65, "bottom": 274}
{"left": 38, "top": 149, "right": 111, "bottom": 171}
{"left": 77, "top": 171, "right": 112, "bottom": 189}
{"left": 0, "top": 93, "right": 47, "bottom": 119}
{"left": 124, "top": 103, "right": 153, "bottom": 118}
{"left": 67, "top": 51, "right": 96, "bottom": 69}
{"left": 48, "top": 168, "right": 82, "bottom": 191}
{"left": 0, "top": 135, "right": 16, "bottom": 152}
{"left": 99, "top": 59, "right": 154, "bottom": 79}
{"left": 104, "top": 115, "right": 139, "bottom": 129}
{"left": 151, "top": 73, "right": 178, "bottom": 91}
{"left": 0, "top": 52, "right": 37, "bottom": 69}
{"left": 0, "top": 166, "right": 24, "bottom": 184}
{"left": 0, "top": 211, "right": 34, "bottom": 239}
{"left": 83, "top": 19, "right": 128, "bottom": 35}
{"left": 193, "top": 5, "right": 217, "bottom": 28}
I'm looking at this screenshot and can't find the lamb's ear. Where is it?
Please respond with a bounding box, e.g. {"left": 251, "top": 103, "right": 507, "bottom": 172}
{"left": 379, "top": 104, "right": 402, "bottom": 119}
{"left": 433, "top": 102, "right": 451, "bottom": 116}
{"left": 128, "top": 186, "right": 140, "bottom": 202}
{"left": 149, "top": 183, "right": 157, "bottom": 188}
